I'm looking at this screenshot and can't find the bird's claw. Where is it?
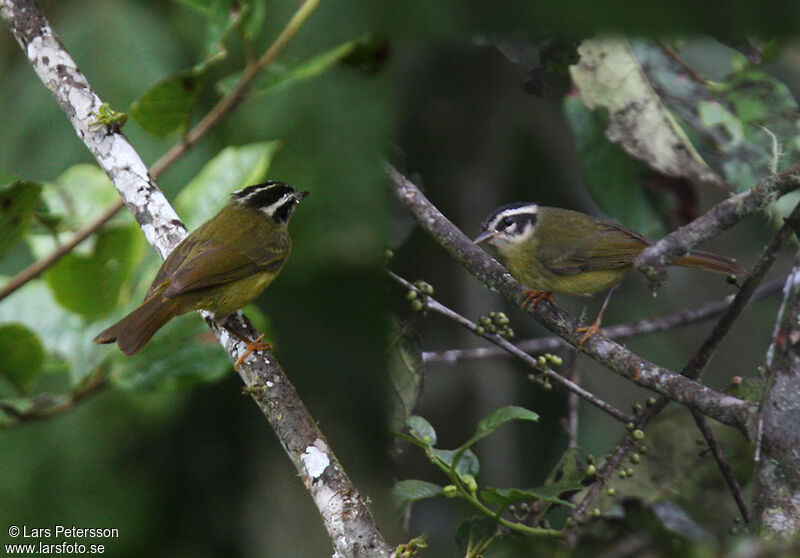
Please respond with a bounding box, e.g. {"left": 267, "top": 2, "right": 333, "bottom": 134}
{"left": 520, "top": 290, "right": 553, "bottom": 310}
{"left": 234, "top": 333, "right": 273, "bottom": 370}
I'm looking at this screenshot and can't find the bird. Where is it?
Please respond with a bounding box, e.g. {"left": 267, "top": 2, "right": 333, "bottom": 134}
{"left": 94, "top": 181, "right": 308, "bottom": 362}
{"left": 473, "top": 202, "right": 744, "bottom": 346}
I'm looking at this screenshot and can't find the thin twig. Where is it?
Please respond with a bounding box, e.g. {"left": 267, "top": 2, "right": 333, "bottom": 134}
{"left": 657, "top": 39, "right": 709, "bottom": 85}
{"left": 0, "top": 370, "right": 107, "bottom": 427}
{"left": 0, "top": 199, "right": 124, "bottom": 303}
{"left": 387, "top": 163, "right": 755, "bottom": 432}
{"left": 388, "top": 271, "right": 634, "bottom": 424}
{"left": 691, "top": 408, "right": 751, "bottom": 522}
{"left": 154, "top": 0, "right": 322, "bottom": 172}
{"left": 422, "top": 276, "right": 784, "bottom": 364}
{"left": 635, "top": 163, "right": 800, "bottom": 283}
{"left": 565, "top": 352, "right": 580, "bottom": 449}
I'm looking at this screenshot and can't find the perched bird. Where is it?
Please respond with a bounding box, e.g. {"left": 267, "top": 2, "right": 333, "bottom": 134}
{"left": 94, "top": 181, "right": 308, "bottom": 359}
{"left": 473, "top": 203, "right": 744, "bottom": 346}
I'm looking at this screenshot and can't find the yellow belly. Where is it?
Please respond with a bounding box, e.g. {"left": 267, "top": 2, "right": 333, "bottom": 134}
{"left": 189, "top": 270, "right": 277, "bottom": 315}
{"left": 509, "top": 259, "right": 627, "bottom": 296}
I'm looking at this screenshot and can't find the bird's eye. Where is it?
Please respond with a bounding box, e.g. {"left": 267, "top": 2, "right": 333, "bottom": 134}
{"left": 500, "top": 216, "right": 514, "bottom": 229}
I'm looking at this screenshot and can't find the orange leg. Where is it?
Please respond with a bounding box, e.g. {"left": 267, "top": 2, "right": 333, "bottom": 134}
{"left": 233, "top": 333, "right": 273, "bottom": 370}
{"left": 575, "top": 287, "right": 617, "bottom": 348}
{"left": 520, "top": 289, "right": 553, "bottom": 311}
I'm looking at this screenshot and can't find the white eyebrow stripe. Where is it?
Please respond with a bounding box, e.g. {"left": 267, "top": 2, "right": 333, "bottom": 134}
{"left": 488, "top": 205, "right": 538, "bottom": 229}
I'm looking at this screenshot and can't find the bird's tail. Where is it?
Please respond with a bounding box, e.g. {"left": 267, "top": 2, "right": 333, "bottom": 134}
{"left": 674, "top": 250, "right": 745, "bottom": 276}
{"left": 94, "top": 294, "right": 179, "bottom": 355}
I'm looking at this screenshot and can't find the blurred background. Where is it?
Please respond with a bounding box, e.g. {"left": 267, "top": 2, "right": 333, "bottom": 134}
{"left": 1, "top": 0, "right": 799, "bottom": 556}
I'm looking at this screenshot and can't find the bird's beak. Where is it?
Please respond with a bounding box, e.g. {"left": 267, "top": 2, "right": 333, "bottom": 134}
{"left": 297, "top": 191, "right": 310, "bottom": 201}
{"left": 472, "top": 231, "right": 496, "bottom": 245}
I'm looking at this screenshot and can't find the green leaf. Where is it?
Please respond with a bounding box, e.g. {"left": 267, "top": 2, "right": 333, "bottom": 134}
{"left": 459, "top": 405, "right": 539, "bottom": 451}
{"left": 387, "top": 319, "right": 424, "bottom": 439}
{"left": 481, "top": 481, "right": 583, "bottom": 508}
{"left": 563, "top": 96, "right": 668, "bottom": 238}
{"left": 0, "top": 279, "right": 104, "bottom": 384}
{"left": 0, "top": 180, "right": 42, "bottom": 260}
{"left": 392, "top": 479, "right": 443, "bottom": 513}
{"left": 174, "top": 141, "right": 281, "bottom": 229}
{"left": 240, "top": 0, "right": 266, "bottom": 39}
{"left": 433, "top": 448, "right": 480, "bottom": 477}
{"left": 340, "top": 33, "right": 390, "bottom": 75}
{"left": 130, "top": 68, "right": 206, "bottom": 137}
{"left": 43, "top": 224, "right": 145, "bottom": 319}
{"left": 216, "top": 34, "right": 385, "bottom": 97}
{"left": 0, "top": 323, "right": 45, "bottom": 393}
{"left": 205, "top": 0, "right": 258, "bottom": 56}
{"left": 406, "top": 415, "right": 436, "bottom": 446}
{"left": 33, "top": 165, "right": 122, "bottom": 237}
{"left": 570, "top": 37, "right": 721, "bottom": 187}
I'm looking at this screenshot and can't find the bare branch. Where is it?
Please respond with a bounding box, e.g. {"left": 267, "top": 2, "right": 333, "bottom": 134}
{"left": 423, "top": 276, "right": 784, "bottom": 364}
{"left": 1, "top": 2, "right": 391, "bottom": 555}
{"left": 389, "top": 271, "right": 634, "bottom": 424}
{"left": 690, "top": 408, "right": 750, "bottom": 522}
{"left": 387, "top": 163, "right": 755, "bottom": 432}
{"left": 635, "top": 164, "right": 800, "bottom": 284}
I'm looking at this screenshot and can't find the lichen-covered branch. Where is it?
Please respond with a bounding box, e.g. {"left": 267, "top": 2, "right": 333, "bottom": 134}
{"left": 753, "top": 252, "right": 800, "bottom": 540}
{"left": 635, "top": 164, "right": 800, "bottom": 282}
{"left": 387, "top": 163, "right": 755, "bottom": 432}
{"left": 1, "top": 1, "right": 390, "bottom": 555}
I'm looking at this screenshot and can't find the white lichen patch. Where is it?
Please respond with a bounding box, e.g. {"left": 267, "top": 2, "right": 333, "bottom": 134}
{"left": 301, "top": 439, "right": 330, "bottom": 479}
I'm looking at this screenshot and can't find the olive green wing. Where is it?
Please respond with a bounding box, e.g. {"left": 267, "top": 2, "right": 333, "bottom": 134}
{"left": 146, "top": 233, "right": 201, "bottom": 298}
{"left": 537, "top": 220, "right": 649, "bottom": 276}
{"left": 162, "top": 235, "right": 289, "bottom": 298}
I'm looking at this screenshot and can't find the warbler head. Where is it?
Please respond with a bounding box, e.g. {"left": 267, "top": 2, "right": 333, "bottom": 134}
{"left": 473, "top": 202, "right": 539, "bottom": 252}
{"left": 232, "top": 181, "right": 310, "bottom": 224}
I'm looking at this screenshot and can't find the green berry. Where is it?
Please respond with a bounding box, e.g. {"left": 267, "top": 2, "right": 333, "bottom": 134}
{"left": 410, "top": 300, "right": 423, "bottom": 312}
{"left": 442, "top": 485, "right": 458, "bottom": 498}
{"left": 607, "top": 488, "right": 616, "bottom": 496}
{"left": 476, "top": 326, "right": 485, "bottom": 335}
{"left": 585, "top": 464, "right": 597, "bottom": 476}
{"left": 406, "top": 290, "right": 418, "bottom": 300}
{"left": 632, "top": 429, "right": 645, "bottom": 440}
{"left": 630, "top": 453, "right": 641, "bottom": 464}
{"left": 461, "top": 474, "right": 478, "bottom": 493}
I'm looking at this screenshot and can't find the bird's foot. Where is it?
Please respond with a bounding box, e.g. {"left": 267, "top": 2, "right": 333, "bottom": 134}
{"left": 234, "top": 333, "right": 273, "bottom": 370}
{"left": 575, "top": 320, "right": 602, "bottom": 349}
{"left": 520, "top": 290, "right": 553, "bottom": 310}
